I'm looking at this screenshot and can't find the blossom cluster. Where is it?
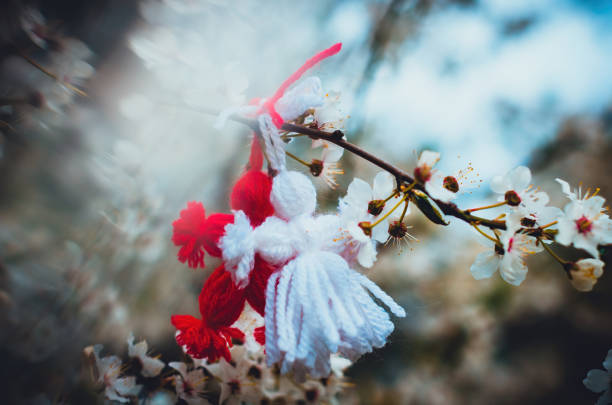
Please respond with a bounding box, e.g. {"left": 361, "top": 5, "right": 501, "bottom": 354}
{"left": 409, "top": 151, "right": 610, "bottom": 290}
{"left": 584, "top": 348, "right": 612, "bottom": 405}
{"left": 0, "top": 6, "right": 93, "bottom": 134}
{"left": 468, "top": 168, "right": 610, "bottom": 290}
{"left": 87, "top": 307, "right": 351, "bottom": 404}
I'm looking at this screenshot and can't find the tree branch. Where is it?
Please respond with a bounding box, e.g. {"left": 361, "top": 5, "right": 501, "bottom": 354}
{"left": 229, "top": 116, "right": 510, "bottom": 232}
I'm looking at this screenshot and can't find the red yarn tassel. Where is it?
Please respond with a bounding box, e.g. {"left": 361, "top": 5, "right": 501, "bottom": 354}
{"left": 245, "top": 255, "right": 276, "bottom": 316}
{"left": 171, "top": 265, "right": 246, "bottom": 362}
{"left": 254, "top": 326, "right": 266, "bottom": 346}
{"left": 199, "top": 265, "right": 247, "bottom": 327}
{"left": 172, "top": 202, "right": 234, "bottom": 268}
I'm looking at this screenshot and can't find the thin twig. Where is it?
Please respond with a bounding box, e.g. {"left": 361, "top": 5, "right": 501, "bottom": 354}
{"left": 199, "top": 109, "right": 511, "bottom": 231}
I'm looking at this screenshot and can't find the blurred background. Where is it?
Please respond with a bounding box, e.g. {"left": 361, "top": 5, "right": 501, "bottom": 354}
{"left": 0, "top": 0, "right": 611, "bottom": 403}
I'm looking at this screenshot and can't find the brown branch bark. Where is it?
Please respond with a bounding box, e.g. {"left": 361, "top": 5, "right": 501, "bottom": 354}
{"left": 196, "top": 109, "right": 564, "bottom": 238}
{"left": 230, "top": 117, "right": 509, "bottom": 231}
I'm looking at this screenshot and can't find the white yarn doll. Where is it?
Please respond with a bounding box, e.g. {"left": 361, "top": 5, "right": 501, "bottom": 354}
{"left": 221, "top": 170, "right": 406, "bottom": 380}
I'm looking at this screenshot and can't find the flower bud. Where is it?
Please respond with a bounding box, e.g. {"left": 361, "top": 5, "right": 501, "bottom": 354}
{"left": 309, "top": 159, "right": 323, "bottom": 177}
{"left": 368, "top": 200, "right": 385, "bottom": 216}
{"left": 443, "top": 176, "right": 459, "bottom": 193}
{"left": 520, "top": 217, "right": 536, "bottom": 227}
{"left": 414, "top": 166, "right": 432, "bottom": 183}
{"left": 494, "top": 243, "right": 505, "bottom": 255}
{"left": 388, "top": 220, "right": 408, "bottom": 239}
{"left": 504, "top": 190, "right": 521, "bottom": 206}
{"left": 358, "top": 221, "right": 372, "bottom": 236}
{"left": 567, "top": 259, "right": 604, "bottom": 292}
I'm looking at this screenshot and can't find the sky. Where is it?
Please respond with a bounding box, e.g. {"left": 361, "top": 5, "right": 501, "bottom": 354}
{"left": 360, "top": 0, "right": 612, "bottom": 177}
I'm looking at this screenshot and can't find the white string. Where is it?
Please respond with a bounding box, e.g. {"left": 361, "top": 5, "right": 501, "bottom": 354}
{"left": 258, "top": 113, "right": 286, "bottom": 172}
{"left": 213, "top": 104, "right": 259, "bottom": 130}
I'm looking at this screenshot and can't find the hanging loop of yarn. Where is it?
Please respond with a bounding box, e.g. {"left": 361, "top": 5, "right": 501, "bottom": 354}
{"left": 214, "top": 44, "right": 342, "bottom": 173}
{"left": 258, "top": 114, "right": 286, "bottom": 172}
{"left": 254, "top": 43, "right": 342, "bottom": 172}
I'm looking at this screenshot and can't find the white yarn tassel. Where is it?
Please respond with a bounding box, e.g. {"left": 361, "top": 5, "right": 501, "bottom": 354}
{"left": 352, "top": 272, "right": 406, "bottom": 318}
{"left": 220, "top": 210, "right": 255, "bottom": 289}
{"left": 264, "top": 250, "right": 406, "bottom": 379}
{"left": 264, "top": 271, "right": 282, "bottom": 363}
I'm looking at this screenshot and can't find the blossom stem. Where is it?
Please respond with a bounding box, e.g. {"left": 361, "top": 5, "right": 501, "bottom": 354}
{"left": 539, "top": 221, "right": 558, "bottom": 229}
{"left": 398, "top": 200, "right": 409, "bottom": 222}
{"left": 18, "top": 51, "right": 88, "bottom": 97}
{"left": 384, "top": 190, "right": 399, "bottom": 203}
{"left": 472, "top": 223, "right": 499, "bottom": 244}
{"left": 285, "top": 150, "right": 310, "bottom": 167}
{"left": 538, "top": 237, "right": 568, "bottom": 265}
{"left": 467, "top": 201, "right": 507, "bottom": 213}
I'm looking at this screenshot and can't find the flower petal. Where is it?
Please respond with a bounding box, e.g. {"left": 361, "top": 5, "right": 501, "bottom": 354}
{"left": 509, "top": 166, "right": 531, "bottom": 191}
{"left": 573, "top": 234, "right": 600, "bottom": 259}
{"left": 556, "top": 178, "right": 575, "bottom": 200}
{"left": 583, "top": 196, "right": 606, "bottom": 218}
{"left": 321, "top": 143, "right": 344, "bottom": 163}
{"left": 417, "top": 150, "right": 440, "bottom": 168}
{"left": 499, "top": 254, "right": 527, "bottom": 286}
{"left": 555, "top": 218, "right": 576, "bottom": 246}
{"left": 372, "top": 172, "right": 394, "bottom": 200}
{"left": 372, "top": 220, "right": 389, "bottom": 243}
{"left": 490, "top": 174, "right": 509, "bottom": 194}
{"left": 470, "top": 251, "right": 499, "bottom": 280}
{"left": 595, "top": 390, "right": 611, "bottom": 405}
{"left": 584, "top": 369, "right": 610, "bottom": 393}
{"left": 357, "top": 240, "right": 377, "bottom": 268}
{"left": 345, "top": 177, "right": 372, "bottom": 205}
{"left": 603, "top": 349, "right": 612, "bottom": 372}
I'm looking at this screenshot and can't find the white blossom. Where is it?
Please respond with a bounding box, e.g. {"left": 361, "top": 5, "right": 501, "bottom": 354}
{"left": 583, "top": 349, "right": 612, "bottom": 405}
{"left": 313, "top": 91, "right": 346, "bottom": 132}
{"left": 555, "top": 179, "right": 612, "bottom": 258}
{"left": 490, "top": 166, "right": 549, "bottom": 214}
{"left": 569, "top": 258, "right": 605, "bottom": 292}
{"left": 21, "top": 7, "right": 48, "bottom": 48}
{"left": 339, "top": 172, "right": 404, "bottom": 265}
{"left": 309, "top": 91, "right": 346, "bottom": 188}
{"left": 93, "top": 345, "right": 141, "bottom": 403}
{"left": 470, "top": 214, "right": 543, "bottom": 286}
{"left": 311, "top": 146, "right": 344, "bottom": 189}
{"left": 205, "top": 345, "right": 265, "bottom": 405}
{"left": 169, "top": 362, "right": 210, "bottom": 405}
{"left": 414, "top": 150, "right": 457, "bottom": 203}
{"left": 127, "top": 333, "right": 165, "bottom": 377}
